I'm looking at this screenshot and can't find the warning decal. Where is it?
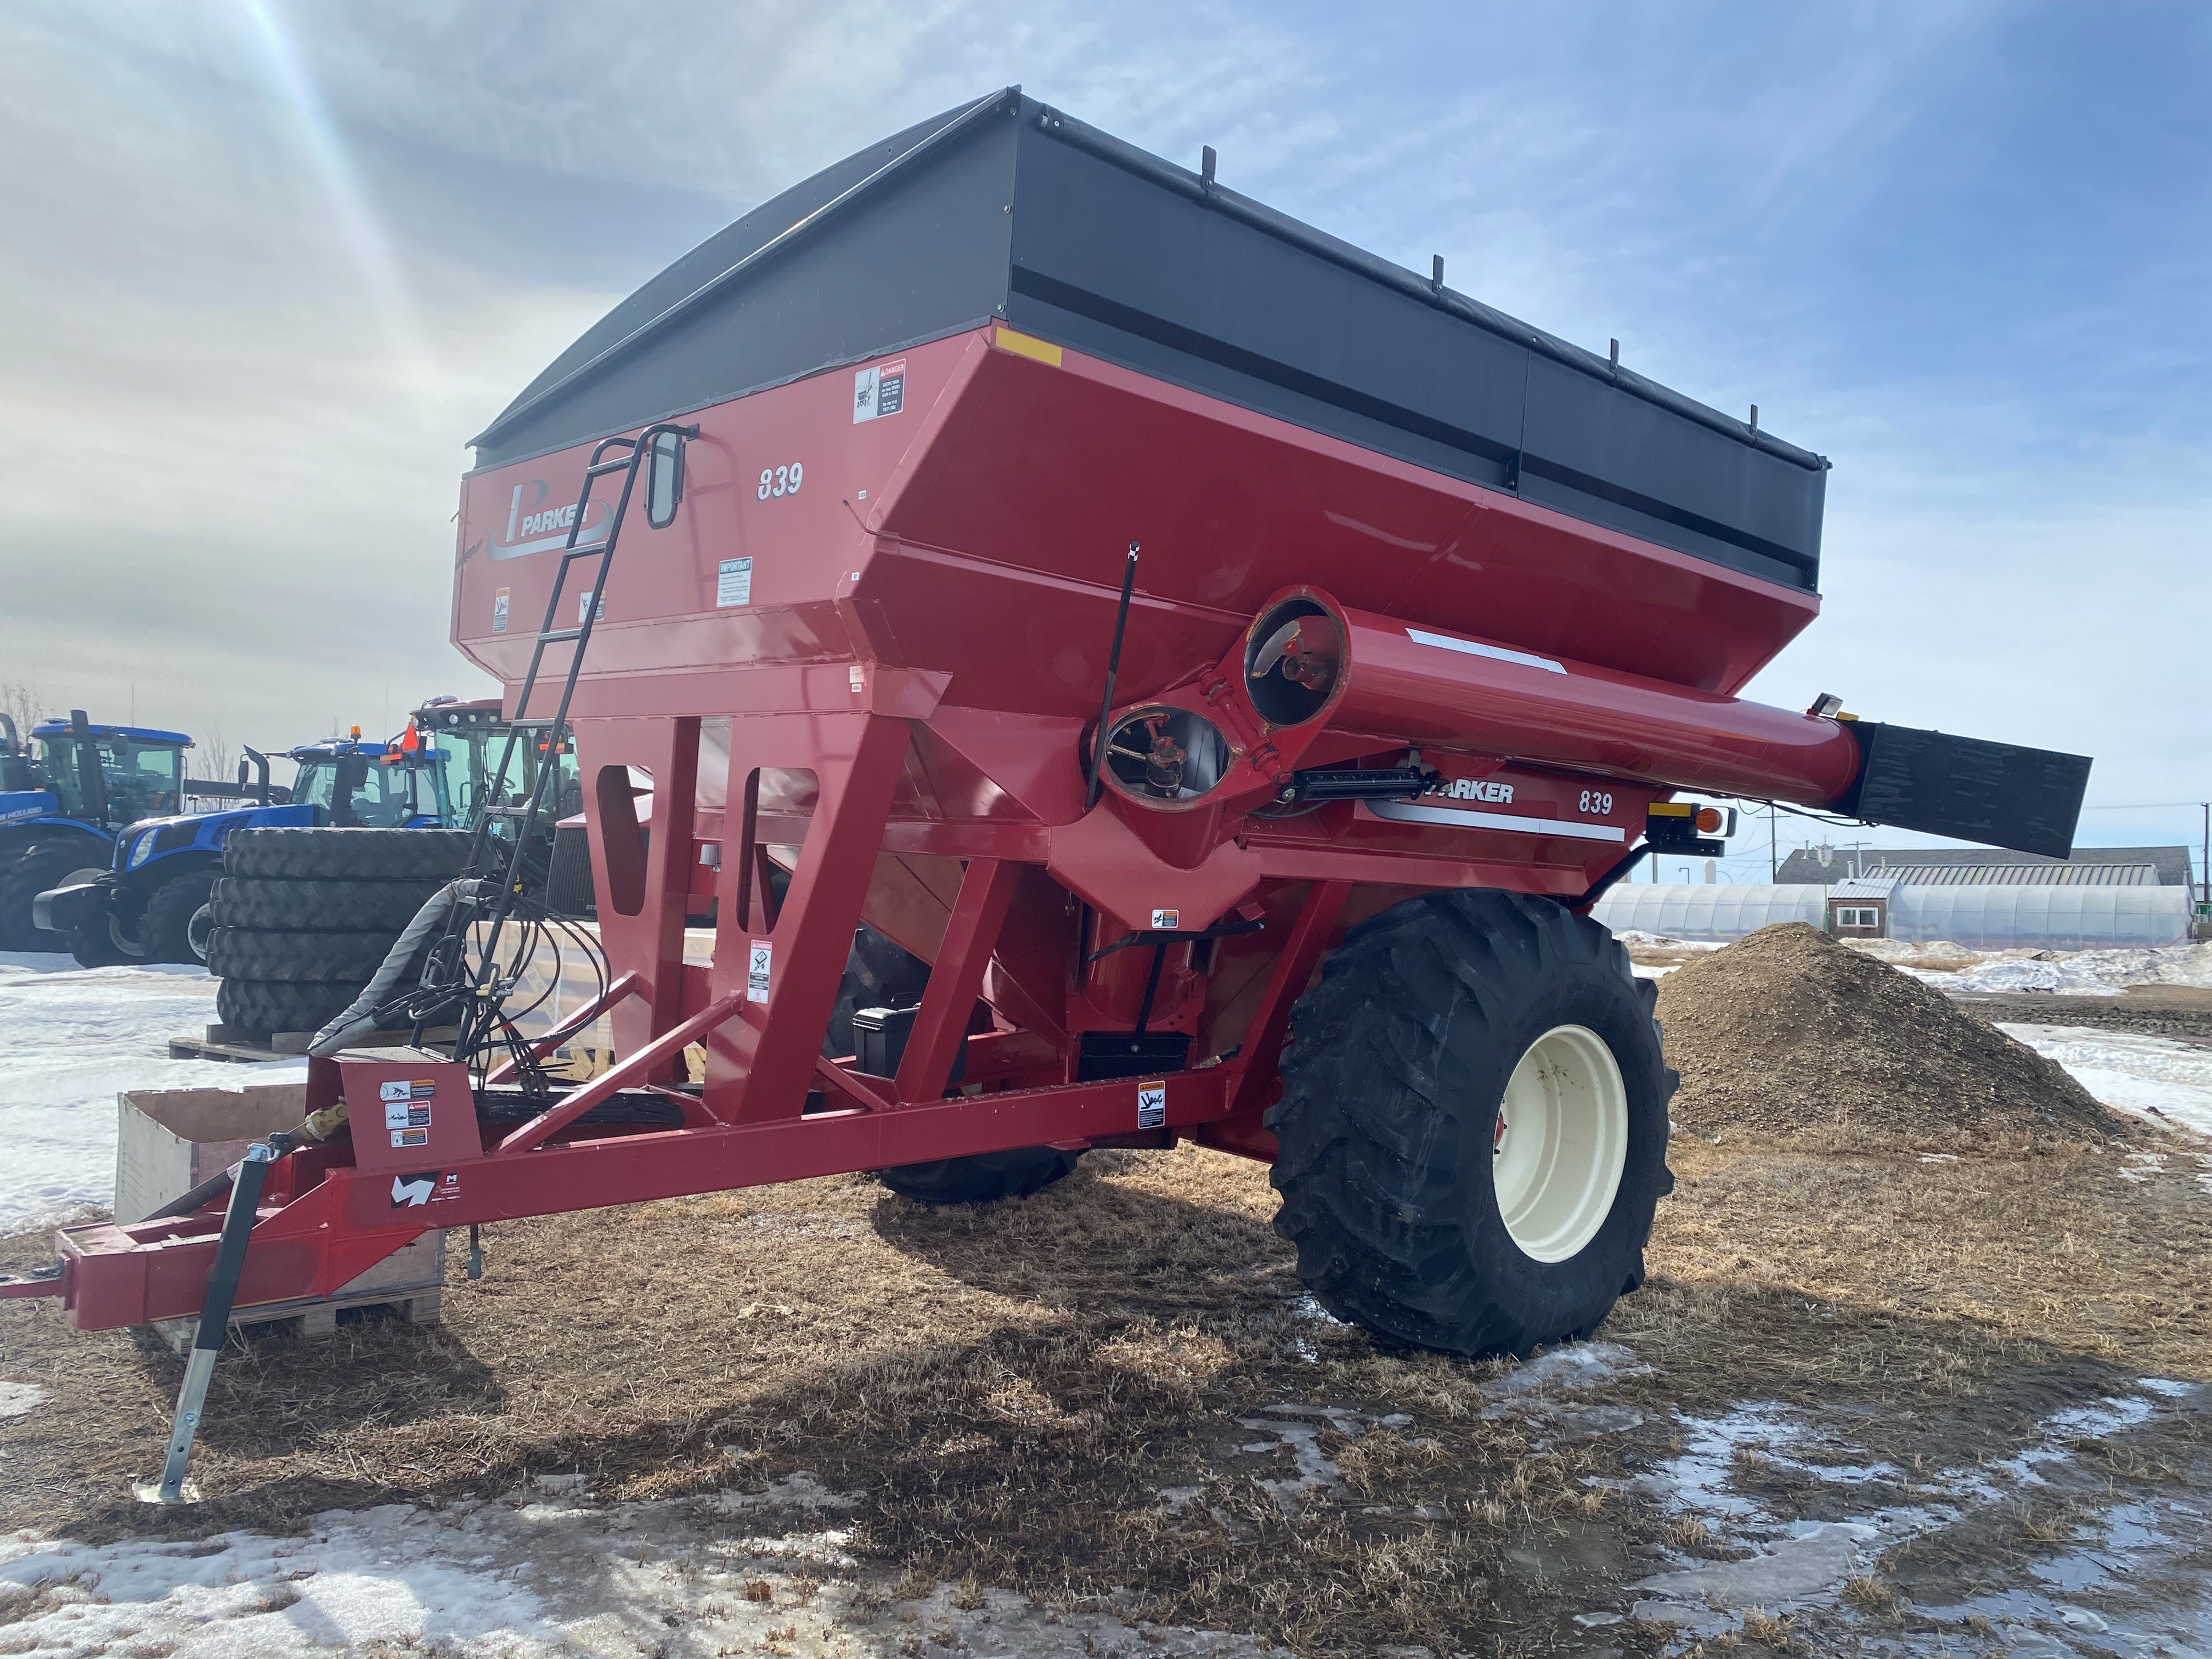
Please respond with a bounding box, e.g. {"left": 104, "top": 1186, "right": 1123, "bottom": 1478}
{"left": 747, "top": 939, "right": 772, "bottom": 1003}
{"left": 853, "top": 359, "right": 907, "bottom": 424}
{"left": 1150, "top": 909, "right": 1180, "bottom": 929}
{"left": 493, "top": 588, "right": 510, "bottom": 633}
{"left": 1137, "top": 1085, "right": 1166, "bottom": 1130}
{"left": 379, "top": 1079, "right": 437, "bottom": 1102}
{"left": 383, "top": 1102, "right": 432, "bottom": 1131}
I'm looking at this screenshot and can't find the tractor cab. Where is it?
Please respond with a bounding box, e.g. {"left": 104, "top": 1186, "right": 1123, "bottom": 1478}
{"left": 404, "top": 696, "right": 582, "bottom": 832}
{"left": 289, "top": 730, "right": 450, "bottom": 828}
{"left": 27, "top": 717, "right": 191, "bottom": 831}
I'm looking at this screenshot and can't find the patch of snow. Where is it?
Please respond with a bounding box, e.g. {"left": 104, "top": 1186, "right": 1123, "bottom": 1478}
{"left": 0, "top": 958, "right": 305, "bottom": 1233}
{"left": 1481, "top": 1340, "right": 1646, "bottom": 1402}
{"left": 0, "top": 1381, "right": 46, "bottom": 1419}
{"left": 1998, "top": 1023, "right": 2212, "bottom": 1140}
{"left": 1912, "top": 942, "right": 2212, "bottom": 997}
{"left": 1633, "top": 1519, "right": 1877, "bottom": 1610}
{"left": 1620, "top": 1381, "right": 2208, "bottom": 1646}
{"left": 1615, "top": 932, "right": 1724, "bottom": 951}
{"left": 0, "top": 1482, "right": 1291, "bottom": 1657}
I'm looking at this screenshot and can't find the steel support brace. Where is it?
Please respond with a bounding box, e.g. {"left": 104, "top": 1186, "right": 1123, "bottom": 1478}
{"left": 575, "top": 716, "right": 699, "bottom": 1076}
{"left": 894, "top": 858, "right": 1020, "bottom": 1102}
{"left": 1227, "top": 879, "right": 1351, "bottom": 1118}
{"left": 704, "top": 712, "right": 912, "bottom": 1122}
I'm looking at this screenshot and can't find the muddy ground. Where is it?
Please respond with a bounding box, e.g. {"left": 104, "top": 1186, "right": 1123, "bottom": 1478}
{"left": 5, "top": 1118, "right": 2210, "bottom": 1657}
{"left": 1954, "top": 986, "right": 2212, "bottom": 1047}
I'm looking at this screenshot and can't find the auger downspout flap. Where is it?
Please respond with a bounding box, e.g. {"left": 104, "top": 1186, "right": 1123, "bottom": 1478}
{"left": 30, "top": 94, "right": 2090, "bottom": 1401}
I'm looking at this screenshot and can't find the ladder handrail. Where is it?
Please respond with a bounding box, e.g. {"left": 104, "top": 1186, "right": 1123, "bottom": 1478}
{"left": 434, "top": 421, "right": 696, "bottom": 1059}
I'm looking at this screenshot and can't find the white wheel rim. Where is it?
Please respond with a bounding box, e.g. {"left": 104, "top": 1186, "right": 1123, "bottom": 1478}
{"left": 1491, "top": 1023, "right": 1629, "bottom": 1263}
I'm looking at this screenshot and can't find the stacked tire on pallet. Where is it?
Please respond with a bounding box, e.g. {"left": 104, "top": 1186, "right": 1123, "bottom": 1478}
{"left": 203, "top": 828, "right": 473, "bottom": 1039}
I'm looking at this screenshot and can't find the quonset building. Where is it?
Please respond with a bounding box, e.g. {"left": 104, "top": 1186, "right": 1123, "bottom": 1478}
{"left": 1595, "top": 845, "right": 2198, "bottom": 949}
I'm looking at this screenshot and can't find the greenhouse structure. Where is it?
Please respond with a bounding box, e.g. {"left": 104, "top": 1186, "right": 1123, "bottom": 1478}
{"left": 1593, "top": 882, "right": 2193, "bottom": 950}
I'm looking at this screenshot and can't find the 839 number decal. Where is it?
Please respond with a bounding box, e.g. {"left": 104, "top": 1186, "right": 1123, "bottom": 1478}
{"left": 1577, "top": 789, "right": 1615, "bottom": 816}
{"left": 757, "top": 462, "right": 804, "bottom": 500}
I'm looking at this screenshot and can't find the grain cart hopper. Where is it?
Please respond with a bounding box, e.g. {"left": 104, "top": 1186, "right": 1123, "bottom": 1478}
{"left": 4, "top": 93, "right": 2092, "bottom": 1491}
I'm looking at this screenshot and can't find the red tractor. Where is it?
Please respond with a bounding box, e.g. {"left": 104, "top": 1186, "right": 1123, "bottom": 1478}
{"left": 8, "top": 93, "right": 2088, "bottom": 1490}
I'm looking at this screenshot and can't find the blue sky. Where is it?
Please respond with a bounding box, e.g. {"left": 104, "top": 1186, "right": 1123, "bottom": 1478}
{"left": 1, "top": 1, "right": 2204, "bottom": 876}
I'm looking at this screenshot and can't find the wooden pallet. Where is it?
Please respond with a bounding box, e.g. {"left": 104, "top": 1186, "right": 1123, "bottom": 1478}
{"left": 145, "top": 1232, "right": 447, "bottom": 1352}
{"left": 167, "top": 1024, "right": 458, "bottom": 1063}
{"left": 150, "top": 1287, "right": 443, "bottom": 1353}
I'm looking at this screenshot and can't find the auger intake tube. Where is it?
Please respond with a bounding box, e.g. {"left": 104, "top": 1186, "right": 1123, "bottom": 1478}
{"left": 307, "top": 878, "right": 490, "bottom": 1057}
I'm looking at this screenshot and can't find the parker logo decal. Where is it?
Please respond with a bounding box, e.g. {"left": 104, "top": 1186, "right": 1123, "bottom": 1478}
{"left": 489, "top": 479, "right": 613, "bottom": 561}
{"left": 1429, "top": 777, "right": 1515, "bottom": 805}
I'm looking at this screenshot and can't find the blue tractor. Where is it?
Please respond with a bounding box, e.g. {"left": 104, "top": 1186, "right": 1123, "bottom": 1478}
{"left": 0, "top": 711, "right": 201, "bottom": 953}
{"left": 31, "top": 726, "right": 458, "bottom": 968}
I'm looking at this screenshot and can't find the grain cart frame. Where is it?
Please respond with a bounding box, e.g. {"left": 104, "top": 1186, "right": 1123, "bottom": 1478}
{"left": 8, "top": 92, "right": 2089, "bottom": 1383}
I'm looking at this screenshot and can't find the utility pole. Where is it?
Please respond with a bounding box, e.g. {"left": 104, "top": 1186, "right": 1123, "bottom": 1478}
{"left": 1768, "top": 801, "right": 1779, "bottom": 883}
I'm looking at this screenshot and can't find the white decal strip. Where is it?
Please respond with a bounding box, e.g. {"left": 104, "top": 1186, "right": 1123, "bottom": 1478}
{"left": 1368, "top": 798, "right": 1627, "bottom": 842}
{"left": 1406, "top": 628, "right": 1566, "bottom": 675}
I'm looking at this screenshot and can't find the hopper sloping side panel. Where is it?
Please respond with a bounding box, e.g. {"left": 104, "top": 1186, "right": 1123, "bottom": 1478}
{"left": 1003, "top": 113, "right": 1825, "bottom": 591}
{"left": 473, "top": 104, "right": 1020, "bottom": 467}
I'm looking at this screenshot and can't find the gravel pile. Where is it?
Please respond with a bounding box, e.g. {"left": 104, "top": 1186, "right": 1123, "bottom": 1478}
{"left": 1652, "top": 923, "right": 2121, "bottom": 1143}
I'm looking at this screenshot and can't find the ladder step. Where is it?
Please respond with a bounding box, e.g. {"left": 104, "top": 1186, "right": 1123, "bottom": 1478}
{"left": 538, "top": 628, "right": 584, "bottom": 644}
{"left": 506, "top": 718, "right": 560, "bottom": 730}
{"left": 586, "top": 457, "right": 634, "bottom": 478}
{"left": 561, "top": 540, "right": 610, "bottom": 560}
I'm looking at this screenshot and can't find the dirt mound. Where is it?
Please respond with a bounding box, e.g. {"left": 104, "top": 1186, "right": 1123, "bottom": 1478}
{"left": 1653, "top": 923, "right": 2122, "bottom": 1144}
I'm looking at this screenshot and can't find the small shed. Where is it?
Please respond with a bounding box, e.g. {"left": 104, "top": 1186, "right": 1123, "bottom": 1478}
{"left": 1825, "top": 876, "right": 1899, "bottom": 939}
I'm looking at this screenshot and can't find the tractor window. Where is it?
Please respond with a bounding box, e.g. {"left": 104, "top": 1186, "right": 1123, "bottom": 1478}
{"left": 32, "top": 736, "right": 182, "bottom": 824}
{"left": 294, "top": 757, "right": 421, "bottom": 828}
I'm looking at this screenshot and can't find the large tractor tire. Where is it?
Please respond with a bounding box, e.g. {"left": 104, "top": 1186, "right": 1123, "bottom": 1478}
{"left": 1267, "top": 889, "right": 1675, "bottom": 1359}
{"left": 205, "top": 927, "right": 399, "bottom": 984}
{"left": 139, "top": 869, "right": 217, "bottom": 965}
{"left": 0, "top": 840, "right": 107, "bottom": 951}
{"left": 223, "top": 828, "right": 473, "bottom": 882}
{"left": 217, "top": 976, "right": 368, "bottom": 1037}
{"left": 207, "top": 876, "right": 444, "bottom": 933}
{"left": 66, "top": 919, "right": 132, "bottom": 968}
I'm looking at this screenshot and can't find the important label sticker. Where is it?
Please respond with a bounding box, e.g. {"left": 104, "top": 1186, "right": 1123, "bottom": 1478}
{"left": 716, "top": 557, "right": 753, "bottom": 607}
{"left": 747, "top": 939, "right": 772, "bottom": 1003}
{"left": 1137, "top": 1084, "right": 1166, "bottom": 1130}
{"left": 579, "top": 590, "right": 605, "bottom": 625}
{"left": 493, "top": 588, "right": 510, "bottom": 633}
{"left": 853, "top": 359, "right": 906, "bottom": 423}
{"left": 1150, "top": 909, "right": 1180, "bottom": 929}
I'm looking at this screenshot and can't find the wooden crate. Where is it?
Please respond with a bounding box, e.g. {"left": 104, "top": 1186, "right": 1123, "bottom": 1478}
{"left": 117, "top": 1081, "right": 445, "bottom": 1341}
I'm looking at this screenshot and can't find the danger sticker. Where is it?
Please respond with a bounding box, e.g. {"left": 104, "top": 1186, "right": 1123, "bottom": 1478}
{"left": 747, "top": 939, "right": 772, "bottom": 1003}
{"left": 716, "top": 557, "right": 753, "bottom": 607}
{"left": 383, "top": 1102, "right": 432, "bottom": 1131}
{"left": 853, "top": 359, "right": 906, "bottom": 424}
{"left": 390, "top": 1127, "right": 430, "bottom": 1148}
{"left": 1137, "top": 1084, "right": 1166, "bottom": 1130}
{"left": 1150, "top": 909, "right": 1180, "bottom": 929}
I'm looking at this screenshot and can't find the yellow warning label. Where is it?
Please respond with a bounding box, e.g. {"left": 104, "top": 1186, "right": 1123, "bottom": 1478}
{"left": 992, "top": 327, "right": 1064, "bottom": 367}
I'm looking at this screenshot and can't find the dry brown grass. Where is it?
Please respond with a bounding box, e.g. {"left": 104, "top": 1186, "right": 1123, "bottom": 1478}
{"left": 4, "top": 1122, "right": 2209, "bottom": 1656}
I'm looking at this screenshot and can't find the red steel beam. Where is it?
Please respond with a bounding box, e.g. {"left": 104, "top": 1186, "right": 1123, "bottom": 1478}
{"left": 894, "top": 857, "right": 1021, "bottom": 1103}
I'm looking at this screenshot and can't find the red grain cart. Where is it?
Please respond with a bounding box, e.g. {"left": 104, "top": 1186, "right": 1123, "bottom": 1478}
{"left": 11, "top": 92, "right": 2087, "bottom": 1403}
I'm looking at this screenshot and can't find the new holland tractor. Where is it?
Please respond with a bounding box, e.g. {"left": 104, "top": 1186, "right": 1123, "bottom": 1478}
{"left": 34, "top": 726, "right": 455, "bottom": 968}
{"left": 0, "top": 713, "right": 196, "bottom": 952}
{"left": 5, "top": 97, "right": 2098, "bottom": 1502}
